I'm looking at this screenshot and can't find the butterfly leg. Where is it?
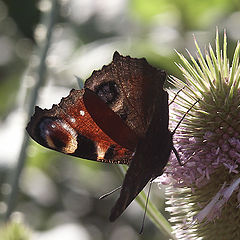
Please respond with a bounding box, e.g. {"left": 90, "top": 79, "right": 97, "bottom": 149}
{"left": 172, "top": 146, "right": 183, "bottom": 166}
{"left": 139, "top": 180, "right": 153, "bottom": 234}
{"left": 99, "top": 186, "right": 122, "bottom": 199}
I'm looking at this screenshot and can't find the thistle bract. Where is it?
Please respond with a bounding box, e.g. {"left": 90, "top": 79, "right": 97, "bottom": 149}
{"left": 160, "top": 31, "right": 240, "bottom": 239}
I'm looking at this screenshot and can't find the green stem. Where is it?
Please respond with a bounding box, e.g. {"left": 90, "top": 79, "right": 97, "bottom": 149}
{"left": 117, "top": 165, "right": 177, "bottom": 240}
{"left": 5, "top": 0, "right": 58, "bottom": 221}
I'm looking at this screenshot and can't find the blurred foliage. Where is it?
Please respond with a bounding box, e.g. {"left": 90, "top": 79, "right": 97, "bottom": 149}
{"left": 3, "top": 0, "right": 40, "bottom": 40}
{"left": 0, "top": 0, "right": 240, "bottom": 239}
{"left": 131, "top": 0, "right": 239, "bottom": 28}
{"left": 0, "top": 220, "right": 31, "bottom": 240}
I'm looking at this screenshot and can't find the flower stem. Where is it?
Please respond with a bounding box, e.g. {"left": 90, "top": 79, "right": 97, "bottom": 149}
{"left": 5, "top": 0, "right": 58, "bottom": 221}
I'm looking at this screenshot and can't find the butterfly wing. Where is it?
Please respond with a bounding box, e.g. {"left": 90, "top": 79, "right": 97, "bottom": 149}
{"left": 27, "top": 52, "right": 166, "bottom": 165}
{"left": 83, "top": 88, "right": 139, "bottom": 151}
{"left": 26, "top": 89, "right": 136, "bottom": 164}
{"left": 110, "top": 85, "right": 173, "bottom": 221}
{"left": 27, "top": 52, "right": 165, "bottom": 164}
{"left": 84, "top": 51, "right": 166, "bottom": 137}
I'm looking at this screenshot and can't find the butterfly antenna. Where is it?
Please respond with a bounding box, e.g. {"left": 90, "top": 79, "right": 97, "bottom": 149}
{"left": 168, "top": 86, "right": 185, "bottom": 106}
{"left": 139, "top": 180, "right": 153, "bottom": 234}
{"left": 99, "top": 186, "right": 122, "bottom": 200}
{"left": 172, "top": 99, "right": 200, "bottom": 135}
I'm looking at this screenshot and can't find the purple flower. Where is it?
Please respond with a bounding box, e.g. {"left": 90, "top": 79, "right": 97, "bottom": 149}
{"left": 157, "top": 31, "right": 240, "bottom": 239}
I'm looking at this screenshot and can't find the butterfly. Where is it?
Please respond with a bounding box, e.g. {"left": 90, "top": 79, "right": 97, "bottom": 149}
{"left": 26, "top": 51, "right": 173, "bottom": 221}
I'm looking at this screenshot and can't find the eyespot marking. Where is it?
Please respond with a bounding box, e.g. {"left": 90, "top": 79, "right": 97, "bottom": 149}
{"left": 39, "top": 118, "right": 78, "bottom": 154}
{"left": 95, "top": 81, "right": 119, "bottom": 105}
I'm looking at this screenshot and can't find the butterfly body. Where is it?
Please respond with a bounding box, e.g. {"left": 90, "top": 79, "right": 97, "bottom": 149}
{"left": 26, "top": 52, "right": 172, "bottom": 221}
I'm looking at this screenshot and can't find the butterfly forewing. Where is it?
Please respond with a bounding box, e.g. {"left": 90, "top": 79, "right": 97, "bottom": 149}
{"left": 84, "top": 51, "right": 166, "bottom": 137}
{"left": 26, "top": 89, "right": 134, "bottom": 164}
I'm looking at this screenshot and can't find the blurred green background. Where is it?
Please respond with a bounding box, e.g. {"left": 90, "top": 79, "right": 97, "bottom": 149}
{"left": 0, "top": 0, "right": 239, "bottom": 239}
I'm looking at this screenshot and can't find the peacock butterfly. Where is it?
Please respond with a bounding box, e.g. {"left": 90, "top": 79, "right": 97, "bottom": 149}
{"left": 26, "top": 52, "right": 173, "bottom": 221}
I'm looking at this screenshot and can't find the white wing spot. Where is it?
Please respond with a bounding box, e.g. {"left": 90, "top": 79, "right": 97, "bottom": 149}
{"left": 80, "top": 110, "right": 85, "bottom": 116}
{"left": 70, "top": 117, "right": 76, "bottom": 123}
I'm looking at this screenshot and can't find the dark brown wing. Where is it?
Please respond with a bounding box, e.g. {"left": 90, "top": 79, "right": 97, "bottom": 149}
{"left": 110, "top": 86, "right": 173, "bottom": 221}
{"left": 27, "top": 52, "right": 166, "bottom": 165}
{"left": 26, "top": 89, "right": 136, "bottom": 164}
{"left": 83, "top": 89, "right": 139, "bottom": 151}
{"left": 84, "top": 51, "right": 166, "bottom": 137}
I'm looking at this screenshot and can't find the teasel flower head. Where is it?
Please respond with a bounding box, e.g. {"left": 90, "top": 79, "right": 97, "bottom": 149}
{"left": 159, "top": 30, "right": 240, "bottom": 239}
